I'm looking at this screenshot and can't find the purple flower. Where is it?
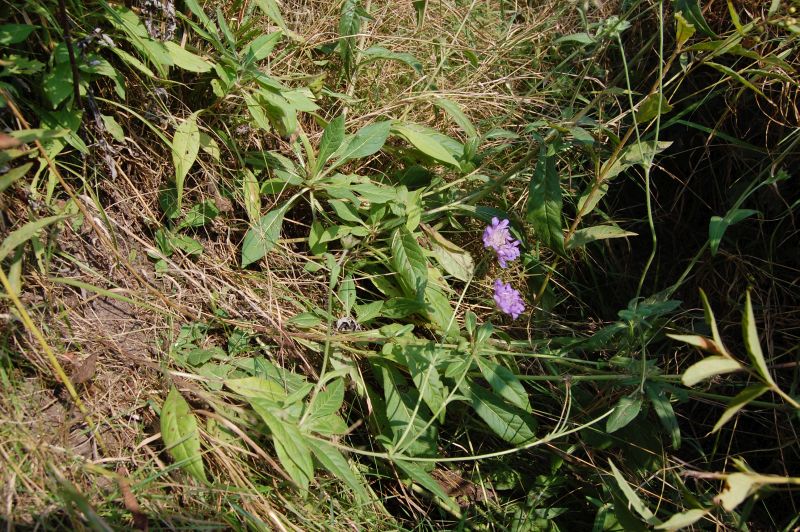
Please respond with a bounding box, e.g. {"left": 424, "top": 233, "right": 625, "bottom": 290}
{"left": 493, "top": 279, "right": 526, "bottom": 319}
{"left": 483, "top": 217, "right": 521, "bottom": 268}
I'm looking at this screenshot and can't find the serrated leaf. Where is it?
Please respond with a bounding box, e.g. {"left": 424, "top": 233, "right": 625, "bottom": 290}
{"left": 655, "top": 508, "right": 708, "bottom": 530}
{"left": 645, "top": 384, "right": 681, "bottom": 449}
{"left": 567, "top": 225, "right": 637, "bottom": 249}
{"left": 391, "top": 227, "right": 428, "bottom": 297}
{"left": 241, "top": 203, "right": 290, "bottom": 267}
{"left": 161, "top": 386, "right": 206, "bottom": 482}
{"left": 682, "top": 356, "right": 742, "bottom": 386}
{"left": 712, "top": 384, "right": 769, "bottom": 433}
{"left": 609, "top": 460, "right": 658, "bottom": 525}
{"left": 606, "top": 394, "right": 643, "bottom": 433}
{"left": 309, "top": 379, "right": 345, "bottom": 420}
{"left": 404, "top": 344, "right": 447, "bottom": 421}
{"left": 742, "top": 291, "right": 775, "bottom": 387}
{"left": 477, "top": 358, "right": 531, "bottom": 413}
{"left": 172, "top": 112, "right": 200, "bottom": 209}
{"left": 527, "top": 148, "right": 564, "bottom": 253}
{"left": 0, "top": 215, "right": 68, "bottom": 262}
{"left": 460, "top": 381, "right": 537, "bottom": 445}
{"left": 393, "top": 123, "right": 460, "bottom": 167}
{"left": 307, "top": 439, "right": 370, "bottom": 504}
{"left": 316, "top": 115, "right": 345, "bottom": 172}
{"left": 250, "top": 398, "right": 313, "bottom": 490}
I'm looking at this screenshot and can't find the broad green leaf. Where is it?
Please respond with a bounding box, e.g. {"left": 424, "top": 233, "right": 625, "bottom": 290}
{"left": 709, "top": 208, "right": 759, "bottom": 255}
{"left": 250, "top": 398, "right": 313, "bottom": 490}
{"left": 0, "top": 215, "right": 68, "bottom": 262}
{"left": 338, "top": 275, "right": 356, "bottom": 315}
{"left": 460, "top": 381, "right": 537, "bottom": 445}
{"left": 391, "top": 227, "right": 428, "bottom": 297}
{"left": 100, "top": 115, "right": 125, "bottom": 142}
{"left": 253, "top": 0, "right": 302, "bottom": 41}
{"left": 381, "top": 297, "right": 425, "bottom": 319}
{"left": 161, "top": 386, "right": 206, "bottom": 482}
{"left": 241, "top": 203, "right": 290, "bottom": 267}
{"left": 355, "top": 300, "right": 383, "bottom": 323}
{"left": 331, "top": 121, "right": 392, "bottom": 168}
{"left": 0, "top": 162, "right": 33, "bottom": 193}
{"left": 404, "top": 343, "right": 447, "bottom": 421}
{"left": 477, "top": 358, "right": 531, "bottom": 413}
{"left": 328, "top": 199, "right": 361, "bottom": 223}
{"left": 0, "top": 24, "right": 36, "bottom": 45}
{"left": 682, "top": 356, "right": 742, "bottom": 386}
{"left": 655, "top": 508, "right": 708, "bottom": 530}
{"left": 602, "top": 141, "right": 672, "bottom": 180}
{"left": 172, "top": 112, "right": 200, "bottom": 209}
{"left": 361, "top": 46, "right": 423, "bottom": 75}
{"left": 431, "top": 97, "right": 477, "bottom": 138}
{"left": 527, "top": 148, "right": 564, "bottom": 253}
{"left": 242, "top": 32, "right": 282, "bottom": 63}
{"left": 393, "top": 123, "right": 460, "bottom": 167}
{"left": 288, "top": 312, "right": 322, "bottom": 328}
{"left": 712, "top": 384, "right": 769, "bottom": 433}
{"left": 164, "top": 42, "right": 212, "bottom": 72}
{"left": 567, "top": 225, "right": 637, "bottom": 249}
{"left": 742, "top": 291, "right": 775, "bottom": 386}
{"left": 393, "top": 460, "right": 461, "bottom": 514}
{"left": 378, "top": 363, "right": 438, "bottom": 458}
{"left": 306, "top": 439, "right": 370, "bottom": 504}
{"left": 303, "top": 413, "right": 348, "bottom": 435}
{"left": 424, "top": 277, "right": 458, "bottom": 338}
{"left": 187, "top": 347, "right": 224, "bottom": 366}
{"left": 169, "top": 234, "right": 203, "bottom": 256}
{"left": 716, "top": 473, "right": 757, "bottom": 511}
{"left": 258, "top": 88, "right": 298, "bottom": 136}
{"left": 308, "top": 378, "right": 345, "bottom": 420}
{"left": 225, "top": 376, "right": 287, "bottom": 403}
{"left": 244, "top": 91, "right": 272, "bottom": 132}
{"left": 338, "top": 0, "right": 361, "bottom": 75}
{"left": 178, "top": 200, "right": 219, "bottom": 229}
{"left": 606, "top": 394, "right": 643, "bottom": 433}
{"left": 645, "top": 384, "right": 680, "bottom": 449}
{"left": 577, "top": 182, "right": 608, "bottom": 215}
{"left": 412, "top": 0, "right": 428, "bottom": 28}
{"left": 609, "top": 460, "right": 659, "bottom": 525}
{"left": 426, "top": 227, "right": 474, "bottom": 282}
{"left": 316, "top": 115, "right": 345, "bottom": 172}
{"left": 635, "top": 93, "right": 673, "bottom": 124}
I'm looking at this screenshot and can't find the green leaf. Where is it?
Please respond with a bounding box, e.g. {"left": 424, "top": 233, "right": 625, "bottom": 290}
{"left": 567, "top": 225, "right": 637, "bottom": 249}
{"left": 42, "top": 63, "right": 74, "bottom": 108}
{"left": 431, "top": 97, "right": 477, "bottom": 138}
{"left": 244, "top": 91, "right": 272, "bottom": 132}
{"left": 391, "top": 227, "right": 428, "bottom": 297}
{"left": 172, "top": 112, "right": 200, "bottom": 210}
{"left": 426, "top": 227, "right": 474, "bottom": 282}
{"left": 712, "top": 384, "right": 769, "bottom": 433}
{"left": 608, "top": 460, "right": 659, "bottom": 525}
{"left": 527, "top": 148, "right": 564, "bottom": 253}
{"left": 250, "top": 399, "right": 313, "bottom": 491}
{"left": 424, "top": 281, "right": 458, "bottom": 338}
{"left": 706, "top": 61, "right": 765, "bottom": 97}
{"left": 242, "top": 32, "right": 282, "bottom": 63}
{"left": 393, "top": 460, "right": 461, "bottom": 515}
{"left": 225, "top": 376, "right": 287, "bottom": 403}
{"left": 477, "top": 358, "right": 531, "bottom": 413}
{"left": 674, "top": 0, "right": 716, "bottom": 37}
{"left": 355, "top": 301, "right": 383, "bottom": 323}
{"left": 331, "top": 120, "right": 392, "bottom": 168}
{"left": 602, "top": 141, "right": 672, "bottom": 180}
{"left": 0, "top": 215, "right": 68, "bottom": 262}
{"left": 253, "top": 0, "right": 302, "bottom": 41}
{"left": 306, "top": 439, "right": 370, "bottom": 504}
{"left": 164, "top": 42, "right": 212, "bottom": 72}
{"left": 0, "top": 162, "right": 33, "bottom": 193}
{"left": 169, "top": 234, "right": 203, "bottom": 256}
{"left": 378, "top": 363, "right": 438, "bottom": 457}
{"left": 338, "top": 0, "right": 361, "bottom": 75}
{"left": 404, "top": 343, "right": 447, "bottom": 421}
{"left": 635, "top": 93, "right": 673, "bottom": 124}
{"left": 308, "top": 379, "right": 345, "bottom": 420}
{"left": 303, "top": 413, "right": 348, "bottom": 435}
{"left": 179, "top": 200, "right": 219, "bottom": 229}
{"left": 674, "top": 13, "right": 696, "bottom": 47}
{"left": 361, "top": 46, "right": 423, "bottom": 75}
{"left": 241, "top": 203, "right": 290, "bottom": 267}
{"left": 716, "top": 473, "right": 757, "bottom": 511}
{"left": 645, "top": 384, "right": 681, "bottom": 449}
{"left": 187, "top": 347, "right": 224, "bottom": 366}
{"left": 606, "top": 394, "right": 643, "bottom": 433}
{"left": 460, "top": 381, "right": 537, "bottom": 445}
{"left": 160, "top": 386, "right": 206, "bottom": 482}
{"left": 338, "top": 275, "right": 356, "bottom": 314}
{"left": 742, "top": 291, "right": 775, "bottom": 386}
{"left": 709, "top": 209, "right": 759, "bottom": 256}
{"left": 682, "top": 356, "right": 742, "bottom": 386}
{"left": 242, "top": 169, "right": 261, "bottom": 224}
{"left": 655, "top": 508, "right": 708, "bottom": 530}
{"left": 288, "top": 312, "right": 322, "bottom": 328}
{"left": 393, "top": 123, "right": 460, "bottom": 167}
{"left": 0, "top": 24, "right": 36, "bottom": 45}
{"left": 316, "top": 115, "right": 345, "bottom": 172}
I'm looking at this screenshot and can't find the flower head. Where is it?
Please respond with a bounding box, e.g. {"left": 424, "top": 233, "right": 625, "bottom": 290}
{"left": 496, "top": 241, "right": 520, "bottom": 268}
{"left": 483, "top": 217, "right": 511, "bottom": 251}
{"left": 493, "top": 279, "right": 526, "bottom": 319}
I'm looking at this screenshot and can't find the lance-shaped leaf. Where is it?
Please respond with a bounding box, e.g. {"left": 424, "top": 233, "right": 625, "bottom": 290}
{"left": 172, "top": 112, "right": 200, "bottom": 209}
{"left": 527, "top": 148, "right": 564, "bottom": 253}
{"left": 161, "top": 386, "right": 206, "bottom": 482}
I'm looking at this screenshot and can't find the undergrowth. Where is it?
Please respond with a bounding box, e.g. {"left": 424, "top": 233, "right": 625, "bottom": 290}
{"left": 1, "top": 0, "right": 799, "bottom": 529}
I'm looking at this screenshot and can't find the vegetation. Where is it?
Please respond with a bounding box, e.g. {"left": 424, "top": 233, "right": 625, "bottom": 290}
{"left": 1, "top": 0, "right": 799, "bottom": 529}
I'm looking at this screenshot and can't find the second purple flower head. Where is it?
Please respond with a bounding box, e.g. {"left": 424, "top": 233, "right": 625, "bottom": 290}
{"left": 482, "top": 217, "right": 520, "bottom": 269}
